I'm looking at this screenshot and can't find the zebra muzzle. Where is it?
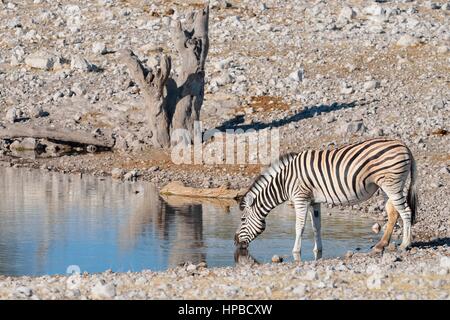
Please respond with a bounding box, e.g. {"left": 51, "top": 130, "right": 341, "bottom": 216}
{"left": 234, "top": 233, "right": 248, "bottom": 249}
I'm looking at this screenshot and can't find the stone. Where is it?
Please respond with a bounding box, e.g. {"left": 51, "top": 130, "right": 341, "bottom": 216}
{"left": 20, "top": 138, "right": 38, "bottom": 150}
{"left": 304, "top": 270, "right": 318, "bottom": 281}
{"left": 440, "top": 256, "right": 450, "bottom": 271}
{"left": 364, "top": 4, "right": 385, "bottom": 16}
{"left": 124, "top": 169, "right": 139, "bottom": 181}
{"left": 30, "top": 105, "right": 47, "bottom": 118}
{"left": 363, "top": 80, "right": 380, "bottom": 91}
{"left": 341, "top": 85, "right": 354, "bottom": 95}
{"left": 437, "top": 46, "right": 449, "bottom": 54}
{"left": 366, "top": 274, "right": 383, "bottom": 290}
{"left": 289, "top": 69, "right": 304, "bottom": 82}
{"left": 66, "top": 274, "right": 82, "bottom": 290}
{"left": 111, "top": 168, "right": 125, "bottom": 180}
{"left": 271, "top": 255, "right": 283, "bottom": 263}
{"left": 25, "top": 51, "right": 57, "bottom": 70}
{"left": 90, "top": 281, "right": 116, "bottom": 299}
{"left": 5, "top": 107, "right": 18, "bottom": 123}
{"left": 339, "top": 6, "right": 356, "bottom": 22}
{"left": 71, "top": 83, "right": 87, "bottom": 96}
{"left": 71, "top": 55, "right": 93, "bottom": 72}
{"left": 10, "top": 46, "right": 25, "bottom": 66}
{"left": 92, "top": 42, "right": 107, "bottom": 55}
{"left": 372, "top": 223, "right": 381, "bottom": 234}
{"left": 396, "top": 35, "right": 419, "bottom": 47}
{"left": 292, "top": 284, "right": 306, "bottom": 296}
{"left": 346, "top": 121, "right": 367, "bottom": 134}
{"left": 16, "top": 286, "right": 32, "bottom": 297}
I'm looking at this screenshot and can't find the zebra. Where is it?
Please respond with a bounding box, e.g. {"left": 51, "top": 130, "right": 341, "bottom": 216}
{"left": 234, "top": 138, "right": 418, "bottom": 259}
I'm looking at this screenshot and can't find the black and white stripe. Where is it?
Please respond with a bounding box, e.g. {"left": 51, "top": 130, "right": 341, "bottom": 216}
{"left": 235, "top": 138, "right": 418, "bottom": 256}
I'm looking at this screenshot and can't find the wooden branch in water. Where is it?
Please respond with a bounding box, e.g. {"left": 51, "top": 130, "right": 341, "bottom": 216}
{"left": 0, "top": 125, "right": 114, "bottom": 148}
{"left": 160, "top": 181, "right": 246, "bottom": 199}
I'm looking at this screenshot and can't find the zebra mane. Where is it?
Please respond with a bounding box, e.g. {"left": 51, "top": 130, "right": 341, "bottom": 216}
{"left": 239, "top": 152, "right": 297, "bottom": 210}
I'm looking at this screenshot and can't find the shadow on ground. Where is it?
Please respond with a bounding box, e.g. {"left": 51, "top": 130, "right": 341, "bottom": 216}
{"left": 215, "top": 100, "right": 363, "bottom": 132}
{"left": 412, "top": 237, "right": 450, "bottom": 249}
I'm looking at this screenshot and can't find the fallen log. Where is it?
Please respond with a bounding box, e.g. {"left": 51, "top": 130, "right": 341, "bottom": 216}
{"left": 0, "top": 125, "right": 115, "bottom": 148}
{"left": 160, "top": 181, "right": 246, "bottom": 200}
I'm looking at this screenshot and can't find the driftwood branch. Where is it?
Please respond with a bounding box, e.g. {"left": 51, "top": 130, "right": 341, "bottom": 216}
{"left": 0, "top": 125, "right": 114, "bottom": 148}
{"left": 160, "top": 181, "right": 246, "bottom": 199}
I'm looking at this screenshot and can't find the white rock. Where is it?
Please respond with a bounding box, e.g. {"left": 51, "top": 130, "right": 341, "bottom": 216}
{"left": 304, "top": 270, "right": 318, "bottom": 281}
{"left": 437, "top": 46, "right": 449, "bottom": 54}
{"left": 372, "top": 223, "right": 381, "bottom": 234}
{"left": 364, "top": 4, "right": 385, "bottom": 16}
{"left": 346, "top": 121, "right": 367, "bottom": 134}
{"left": 71, "top": 55, "right": 93, "bottom": 72}
{"left": 5, "top": 107, "right": 18, "bottom": 123}
{"left": 25, "top": 51, "right": 57, "bottom": 70}
{"left": 339, "top": 6, "right": 356, "bottom": 22}
{"left": 366, "top": 273, "right": 384, "bottom": 290}
{"left": 10, "top": 46, "right": 25, "bottom": 66}
{"left": 30, "top": 105, "right": 46, "bottom": 118}
{"left": 111, "top": 168, "right": 125, "bottom": 180}
{"left": 16, "top": 286, "right": 32, "bottom": 297}
{"left": 341, "top": 86, "right": 354, "bottom": 95}
{"left": 91, "top": 282, "right": 116, "bottom": 299}
{"left": 20, "top": 138, "right": 38, "bottom": 150}
{"left": 66, "top": 274, "right": 82, "bottom": 290}
{"left": 440, "top": 256, "right": 450, "bottom": 271}
{"left": 92, "top": 42, "right": 107, "bottom": 55}
{"left": 363, "top": 80, "right": 380, "bottom": 91}
{"left": 289, "top": 69, "right": 304, "bottom": 82}
{"left": 292, "top": 284, "right": 306, "bottom": 296}
{"left": 71, "top": 83, "right": 87, "bottom": 96}
{"left": 397, "top": 35, "right": 419, "bottom": 47}
{"left": 124, "top": 170, "right": 139, "bottom": 181}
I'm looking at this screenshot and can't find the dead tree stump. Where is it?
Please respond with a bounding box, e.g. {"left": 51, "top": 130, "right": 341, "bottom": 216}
{"left": 119, "top": 4, "right": 209, "bottom": 148}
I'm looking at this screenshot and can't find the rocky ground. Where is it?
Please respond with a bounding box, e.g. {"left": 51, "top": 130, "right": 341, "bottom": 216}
{"left": 0, "top": 246, "right": 449, "bottom": 299}
{"left": 0, "top": 0, "right": 449, "bottom": 299}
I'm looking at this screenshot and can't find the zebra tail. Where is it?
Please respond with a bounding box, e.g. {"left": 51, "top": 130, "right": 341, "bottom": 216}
{"left": 407, "top": 150, "right": 418, "bottom": 224}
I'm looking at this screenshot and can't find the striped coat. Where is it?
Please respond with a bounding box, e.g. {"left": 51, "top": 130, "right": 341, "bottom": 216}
{"left": 235, "top": 138, "right": 417, "bottom": 258}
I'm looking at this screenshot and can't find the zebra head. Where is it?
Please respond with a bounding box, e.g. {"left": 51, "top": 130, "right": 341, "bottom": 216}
{"left": 234, "top": 192, "right": 266, "bottom": 249}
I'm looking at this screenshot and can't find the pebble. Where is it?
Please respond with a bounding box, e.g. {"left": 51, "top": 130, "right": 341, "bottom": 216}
{"left": 71, "top": 55, "right": 93, "bottom": 72}
{"left": 16, "top": 286, "right": 33, "bottom": 297}
{"left": 111, "top": 168, "right": 125, "bottom": 180}
{"left": 396, "top": 34, "right": 419, "bottom": 47}
{"left": 271, "top": 255, "right": 283, "bottom": 263}
{"left": 90, "top": 281, "right": 116, "bottom": 299}
{"left": 4, "top": 107, "right": 18, "bottom": 123}
{"left": 372, "top": 223, "right": 381, "bottom": 234}
{"left": 363, "top": 80, "right": 380, "bottom": 91}
{"left": 92, "top": 42, "right": 107, "bottom": 55}
{"left": 25, "top": 51, "right": 57, "bottom": 70}
{"left": 292, "top": 284, "right": 306, "bottom": 296}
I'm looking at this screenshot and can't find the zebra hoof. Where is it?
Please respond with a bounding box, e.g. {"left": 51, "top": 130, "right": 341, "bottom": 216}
{"left": 373, "top": 241, "right": 388, "bottom": 253}
{"left": 399, "top": 243, "right": 411, "bottom": 251}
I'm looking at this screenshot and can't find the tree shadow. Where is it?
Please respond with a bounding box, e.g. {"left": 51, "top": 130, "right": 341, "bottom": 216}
{"left": 411, "top": 237, "right": 450, "bottom": 249}
{"left": 216, "top": 100, "right": 363, "bottom": 132}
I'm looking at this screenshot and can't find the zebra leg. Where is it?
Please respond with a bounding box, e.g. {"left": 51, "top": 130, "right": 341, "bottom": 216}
{"left": 292, "top": 201, "right": 309, "bottom": 260}
{"left": 381, "top": 186, "right": 412, "bottom": 250}
{"left": 373, "top": 200, "right": 399, "bottom": 253}
{"left": 309, "top": 203, "right": 322, "bottom": 260}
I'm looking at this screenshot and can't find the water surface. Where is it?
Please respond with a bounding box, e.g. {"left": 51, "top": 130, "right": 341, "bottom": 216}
{"left": 0, "top": 167, "right": 379, "bottom": 276}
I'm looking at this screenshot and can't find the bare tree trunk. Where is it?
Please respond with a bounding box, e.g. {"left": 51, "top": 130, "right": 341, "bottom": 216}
{"left": 118, "top": 50, "right": 172, "bottom": 148}
{"left": 171, "top": 6, "right": 209, "bottom": 137}
{"left": 119, "top": 4, "right": 209, "bottom": 148}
